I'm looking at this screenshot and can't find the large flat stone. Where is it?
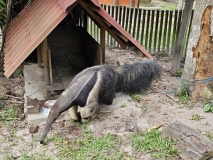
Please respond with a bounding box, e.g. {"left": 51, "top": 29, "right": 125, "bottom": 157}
{"left": 28, "top": 112, "right": 67, "bottom": 124}
{"left": 24, "top": 64, "right": 46, "bottom": 101}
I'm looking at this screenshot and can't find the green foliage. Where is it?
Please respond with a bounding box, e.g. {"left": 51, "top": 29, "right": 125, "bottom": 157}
{"left": 190, "top": 114, "right": 204, "bottom": 121}
{"left": 131, "top": 130, "right": 180, "bottom": 159}
{"left": 0, "top": 0, "right": 6, "bottom": 29}
{"left": 204, "top": 100, "right": 213, "bottom": 113}
{"left": 174, "top": 86, "right": 190, "bottom": 101}
{"left": 206, "top": 131, "right": 213, "bottom": 141}
{"left": 129, "top": 93, "right": 142, "bottom": 102}
{"left": 0, "top": 104, "right": 21, "bottom": 121}
{"left": 54, "top": 130, "right": 127, "bottom": 160}
{"left": 120, "top": 102, "right": 127, "bottom": 108}
{"left": 174, "top": 69, "right": 182, "bottom": 77}
{"left": 20, "top": 153, "right": 53, "bottom": 160}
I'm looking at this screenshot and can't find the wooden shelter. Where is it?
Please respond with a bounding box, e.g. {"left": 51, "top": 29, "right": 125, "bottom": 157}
{"left": 4, "top": 0, "right": 152, "bottom": 96}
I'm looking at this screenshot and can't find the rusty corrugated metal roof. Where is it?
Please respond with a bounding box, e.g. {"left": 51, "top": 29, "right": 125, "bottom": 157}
{"left": 4, "top": 0, "right": 152, "bottom": 78}
{"left": 4, "top": 0, "right": 76, "bottom": 77}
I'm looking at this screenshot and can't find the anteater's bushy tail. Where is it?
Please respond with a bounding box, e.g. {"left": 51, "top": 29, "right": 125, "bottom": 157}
{"left": 115, "top": 61, "right": 161, "bottom": 93}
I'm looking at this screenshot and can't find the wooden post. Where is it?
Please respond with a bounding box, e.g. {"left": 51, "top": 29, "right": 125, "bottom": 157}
{"left": 169, "top": 0, "right": 194, "bottom": 75}
{"left": 37, "top": 43, "right": 42, "bottom": 67}
{"left": 100, "top": 27, "right": 105, "bottom": 64}
{"left": 42, "top": 38, "right": 51, "bottom": 97}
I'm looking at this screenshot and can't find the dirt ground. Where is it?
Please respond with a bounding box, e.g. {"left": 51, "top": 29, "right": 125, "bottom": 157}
{"left": 0, "top": 47, "right": 213, "bottom": 160}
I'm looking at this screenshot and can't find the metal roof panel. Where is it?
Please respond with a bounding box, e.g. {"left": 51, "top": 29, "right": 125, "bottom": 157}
{"left": 4, "top": 0, "right": 152, "bottom": 78}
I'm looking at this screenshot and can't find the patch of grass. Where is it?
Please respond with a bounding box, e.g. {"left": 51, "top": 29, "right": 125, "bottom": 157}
{"left": 20, "top": 153, "right": 53, "bottom": 160}
{"left": 129, "top": 93, "right": 142, "bottom": 102}
{"left": 174, "top": 69, "right": 182, "bottom": 77}
{"left": 206, "top": 131, "right": 213, "bottom": 141}
{"left": 190, "top": 114, "right": 204, "bottom": 121}
{"left": 15, "top": 69, "right": 23, "bottom": 77}
{"left": 174, "top": 86, "right": 190, "bottom": 102}
{"left": 0, "top": 105, "right": 21, "bottom": 121}
{"left": 141, "top": 102, "right": 148, "bottom": 112}
{"left": 121, "top": 102, "right": 127, "bottom": 108}
{"left": 53, "top": 130, "right": 127, "bottom": 160}
{"left": 130, "top": 130, "right": 180, "bottom": 159}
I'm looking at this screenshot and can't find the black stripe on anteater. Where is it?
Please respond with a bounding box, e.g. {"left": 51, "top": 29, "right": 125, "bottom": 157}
{"left": 75, "top": 72, "right": 98, "bottom": 107}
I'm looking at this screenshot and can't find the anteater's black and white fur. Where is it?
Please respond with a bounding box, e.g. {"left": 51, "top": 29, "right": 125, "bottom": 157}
{"left": 40, "top": 60, "right": 161, "bottom": 144}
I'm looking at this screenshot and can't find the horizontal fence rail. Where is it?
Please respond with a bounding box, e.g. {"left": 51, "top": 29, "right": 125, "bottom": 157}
{"left": 86, "top": 5, "right": 193, "bottom": 56}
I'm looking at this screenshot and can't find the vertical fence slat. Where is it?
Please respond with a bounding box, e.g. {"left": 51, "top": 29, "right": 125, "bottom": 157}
{"left": 145, "top": 10, "right": 150, "bottom": 49}
{"left": 122, "top": 6, "right": 126, "bottom": 28}
{"left": 132, "top": 8, "right": 138, "bottom": 39}
{"left": 171, "top": 10, "right": 178, "bottom": 54}
{"left": 136, "top": 9, "right": 142, "bottom": 42}
{"left": 141, "top": 9, "right": 146, "bottom": 46}
{"left": 115, "top": 6, "right": 119, "bottom": 47}
{"left": 149, "top": 10, "right": 155, "bottom": 52}
{"left": 118, "top": 6, "right": 122, "bottom": 25}
{"left": 111, "top": 6, "right": 115, "bottom": 46}
{"left": 107, "top": 5, "right": 110, "bottom": 46}
{"left": 128, "top": 8, "right": 134, "bottom": 35}
{"left": 125, "top": 7, "right": 129, "bottom": 31}
{"left": 153, "top": 10, "right": 159, "bottom": 53}
{"left": 157, "top": 10, "right": 164, "bottom": 54}
{"left": 162, "top": 10, "right": 169, "bottom": 55}
{"left": 166, "top": 10, "right": 173, "bottom": 55}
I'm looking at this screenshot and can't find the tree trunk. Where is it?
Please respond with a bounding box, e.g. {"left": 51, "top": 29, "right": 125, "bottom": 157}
{"left": 182, "top": 0, "right": 213, "bottom": 100}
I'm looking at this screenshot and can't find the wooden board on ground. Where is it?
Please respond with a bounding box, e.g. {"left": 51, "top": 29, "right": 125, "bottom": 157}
{"left": 162, "top": 121, "right": 213, "bottom": 160}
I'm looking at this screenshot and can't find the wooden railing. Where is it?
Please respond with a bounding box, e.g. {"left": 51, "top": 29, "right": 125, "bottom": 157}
{"left": 86, "top": 5, "right": 193, "bottom": 56}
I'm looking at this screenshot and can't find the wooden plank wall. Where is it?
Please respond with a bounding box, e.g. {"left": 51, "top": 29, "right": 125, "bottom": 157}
{"left": 86, "top": 5, "right": 194, "bottom": 56}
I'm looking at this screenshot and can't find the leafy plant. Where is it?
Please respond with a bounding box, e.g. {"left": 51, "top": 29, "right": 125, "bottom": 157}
{"left": 174, "top": 69, "right": 182, "bottom": 77}
{"left": 174, "top": 86, "right": 190, "bottom": 101}
{"left": 206, "top": 131, "right": 213, "bottom": 141}
{"left": 190, "top": 114, "right": 204, "bottom": 121}
{"left": 204, "top": 100, "right": 213, "bottom": 113}
{"left": 131, "top": 129, "right": 180, "bottom": 159}
{"left": 0, "top": 0, "right": 6, "bottom": 30}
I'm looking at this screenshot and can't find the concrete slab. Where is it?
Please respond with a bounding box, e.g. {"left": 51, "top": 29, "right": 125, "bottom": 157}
{"left": 24, "top": 64, "right": 46, "bottom": 101}
{"left": 24, "top": 64, "right": 50, "bottom": 124}
{"left": 27, "top": 112, "right": 67, "bottom": 124}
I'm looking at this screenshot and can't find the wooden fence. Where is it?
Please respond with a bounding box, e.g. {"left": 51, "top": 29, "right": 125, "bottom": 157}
{"left": 86, "top": 5, "right": 194, "bottom": 56}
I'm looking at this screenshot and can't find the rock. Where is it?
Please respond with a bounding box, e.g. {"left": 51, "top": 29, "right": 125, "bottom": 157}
{"left": 29, "top": 125, "right": 39, "bottom": 133}
{"left": 12, "top": 150, "right": 21, "bottom": 159}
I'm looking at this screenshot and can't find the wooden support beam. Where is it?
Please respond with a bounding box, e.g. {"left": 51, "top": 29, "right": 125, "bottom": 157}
{"left": 41, "top": 38, "right": 51, "bottom": 97}
{"left": 162, "top": 121, "right": 213, "bottom": 160}
{"left": 100, "top": 27, "right": 105, "bottom": 64}
{"left": 77, "top": 0, "right": 126, "bottom": 49}
{"left": 48, "top": 49, "right": 53, "bottom": 86}
{"left": 170, "top": 0, "right": 194, "bottom": 75}
{"left": 37, "top": 43, "right": 42, "bottom": 67}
